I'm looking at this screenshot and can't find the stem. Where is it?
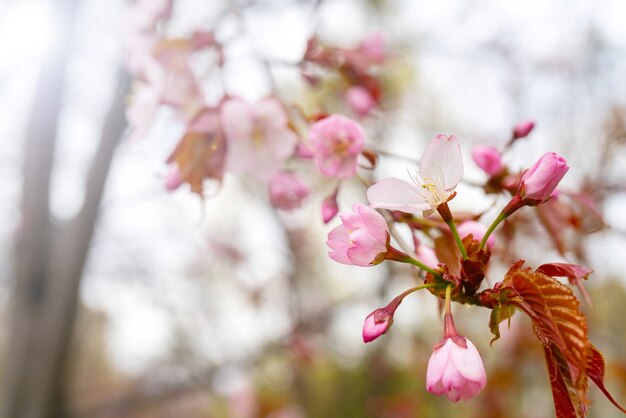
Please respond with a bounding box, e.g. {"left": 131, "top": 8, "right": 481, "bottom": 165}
{"left": 386, "top": 283, "right": 441, "bottom": 314}
{"left": 479, "top": 194, "right": 525, "bottom": 249}
{"left": 480, "top": 212, "right": 507, "bottom": 249}
{"left": 446, "top": 219, "right": 468, "bottom": 259}
{"left": 437, "top": 202, "right": 467, "bottom": 259}
{"left": 443, "top": 284, "right": 457, "bottom": 338}
{"left": 403, "top": 255, "right": 441, "bottom": 277}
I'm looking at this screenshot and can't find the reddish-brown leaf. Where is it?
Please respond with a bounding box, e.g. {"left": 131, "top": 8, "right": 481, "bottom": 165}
{"left": 167, "top": 110, "right": 226, "bottom": 196}
{"left": 544, "top": 345, "right": 583, "bottom": 418}
{"left": 503, "top": 262, "right": 590, "bottom": 387}
{"left": 586, "top": 344, "right": 626, "bottom": 413}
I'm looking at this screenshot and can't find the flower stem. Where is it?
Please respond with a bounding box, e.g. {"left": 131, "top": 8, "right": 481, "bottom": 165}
{"left": 480, "top": 212, "right": 506, "bottom": 249}
{"left": 386, "top": 283, "right": 441, "bottom": 314}
{"left": 443, "top": 284, "right": 458, "bottom": 338}
{"left": 437, "top": 202, "right": 467, "bottom": 259}
{"left": 403, "top": 255, "right": 441, "bottom": 277}
{"left": 479, "top": 194, "right": 525, "bottom": 249}
{"left": 446, "top": 219, "right": 468, "bottom": 260}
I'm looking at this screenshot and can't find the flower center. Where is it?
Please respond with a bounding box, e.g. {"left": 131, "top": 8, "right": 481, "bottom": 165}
{"left": 252, "top": 127, "right": 264, "bottom": 146}
{"left": 332, "top": 136, "right": 350, "bottom": 156}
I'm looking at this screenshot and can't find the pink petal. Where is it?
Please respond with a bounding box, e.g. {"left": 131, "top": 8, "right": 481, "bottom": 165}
{"left": 367, "top": 178, "right": 430, "bottom": 214}
{"left": 420, "top": 134, "right": 463, "bottom": 191}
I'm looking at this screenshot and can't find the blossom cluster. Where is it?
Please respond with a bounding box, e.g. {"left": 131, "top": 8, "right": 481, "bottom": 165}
{"left": 123, "top": 3, "right": 625, "bottom": 416}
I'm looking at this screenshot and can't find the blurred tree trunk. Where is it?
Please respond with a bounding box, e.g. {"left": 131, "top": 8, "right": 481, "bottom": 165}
{"left": 0, "top": 0, "right": 130, "bottom": 415}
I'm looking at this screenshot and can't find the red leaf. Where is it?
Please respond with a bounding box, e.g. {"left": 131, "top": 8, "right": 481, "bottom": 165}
{"left": 544, "top": 346, "right": 582, "bottom": 418}
{"left": 586, "top": 344, "right": 626, "bottom": 413}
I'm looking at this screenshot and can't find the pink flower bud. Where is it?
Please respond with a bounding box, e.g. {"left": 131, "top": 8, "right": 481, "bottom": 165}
{"left": 345, "top": 86, "right": 376, "bottom": 117}
{"left": 512, "top": 120, "right": 535, "bottom": 140}
{"left": 471, "top": 146, "right": 503, "bottom": 176}
{"left": 326, "top": 204, "right": 389, "bottom": 267}
{"left": 322, "top": 189, "right": 339, "bottom": 224}
{"left": 457, "top": 221, "right": 494, "bottom": 249}
{"left": 426, "top": 336, "right": 487, "bottom": 402}
{"left": 309, "top": 114, "right": 365, "bottom": 180}
{"left": 165, "top": 165, "right": 183, "bottom": 191}
{"left": 362, "top": 308, "right": 393, "bottom": 343}
{"left": 268, "top": 172, "right": 310, "bottom": 211}
{"left": 519, "top": 152, "right": 569, "bottom": 205}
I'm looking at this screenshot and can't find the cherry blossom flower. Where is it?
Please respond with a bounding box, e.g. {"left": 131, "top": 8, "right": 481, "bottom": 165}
{"left": 519, "top": 152, "right": 569, "bottom": 205}
{"left": 362, "top": 308, "right": 393, "bottom": 343}
{"left": 268, "top": 172, "right": 310, "bottom": 211}
{"left": 457, "top": 221, "right": 494, "bottom": 249}
{"left": 471, "top": 146, "right": 502, "bottom": 176}
{"left": 326, "top": 204, "right": 389, "bottom": 267}
{"left": 345, "top": 86, "right": 376, "bottom": 117}
{"left": 367, "top": 134, "right": 463, "bottom": 217}
{"left": 221, "top": 98, "right": 297, "bottom": 181}
{"left": 426, "top": 336, "right": 487, "bottom": 402}
{"left": 308, "top": 114, "right": 365, "bottom": 180}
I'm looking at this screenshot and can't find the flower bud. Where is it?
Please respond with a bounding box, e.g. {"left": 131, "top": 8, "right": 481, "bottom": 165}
{"left": 362, "top": 308, "right": 393, "bottom": 343}
{"left": 471, "top": 146, "right": 503, "bottom": 176}
{"left": 512, "top": 120, "right": 535, "bottom": 140}
{"left": 426, "top": 336, "right": 487, "bottom": 402}
{"left": 519, "top": 152, "right": 569, "bottom": 205}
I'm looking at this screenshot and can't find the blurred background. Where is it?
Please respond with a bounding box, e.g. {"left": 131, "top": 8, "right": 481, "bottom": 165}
{"left": 1, "top": 0, "right": 626, "bottom": 417}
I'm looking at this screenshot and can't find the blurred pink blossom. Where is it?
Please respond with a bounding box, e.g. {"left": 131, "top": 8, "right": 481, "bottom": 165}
{"left": 471, "top": 146, "right": 502, "bottom": 176}
{"left": 164, "top": 165, "right": 183, "bottom": 191}
{"left": 368, "top": 134, "right": 463, "bottom": 217}
{"left": 321, "top": 188, "right": 339, "bottom": 224}
{"left": 512, "top": 120, "right": 535, "bottom": 140}
{"left": 415, "top": 244, "right": 439, "bottom": 269}
{"left": 345, "top": 86, "right": 376, "bottom": 117}
{"left": 268, "top": 172, "right": 310, "bottom": 211}
{"left": 326, "top": 204, "right": 388, "bottom": 267}
{"left": 358, "top": 32, "right": 386, "bottom": 63}
{"left": 457, "top": 221, "right": 494, "bottom": 249}
{"left": 221, "top": 98, "right": 297, "bottom": 181}
{"left": 309, "top": 114, "right": 365, "bottom": 180}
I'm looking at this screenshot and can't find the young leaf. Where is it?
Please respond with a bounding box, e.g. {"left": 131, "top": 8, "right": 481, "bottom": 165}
{"left": 544, "top": 346, "right": 584, "bottom": 418}
{"left": 586, "top": 344, "right": 626, "bottom": 413}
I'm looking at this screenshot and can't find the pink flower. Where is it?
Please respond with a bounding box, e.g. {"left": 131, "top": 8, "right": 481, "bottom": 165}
{"left": 457, "top": 221, "right": 494, "bottom": 249}
{"left": 519, "top": 152, "right": 569, "bottom": 205}
{"left": 426, "top": 336, "right": 487, "bottom": 402}
{"left": 345, "top": 86, "right": 376, "bottom": 117}
{"left": 367, "top": 134, "right": 463, "bottom": 217}
{"left": 268, "top": 172, "right": 310, "bottom": 211}
{"left": 358, "top": 32, "right": 386, "bottom": 64}
{"left": 326, "top": 204, "right": 389, "bottom": 267}
{"left": 309, "top": 114, "right": 365, "bottom": 180}
{"left": 221, "top": 98, "right": 297, "bottom": 181}
{"left": 471, "top": 146, "right": 502, "bottom": 176}
{"left": 513, "top": 120, "right": 535, "bottom": 140}
{"left": 322, "top": 188, "right": 339, "bottom": 224}
{"left": 362, "top": 308, "right": 393, "bottom": 343}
